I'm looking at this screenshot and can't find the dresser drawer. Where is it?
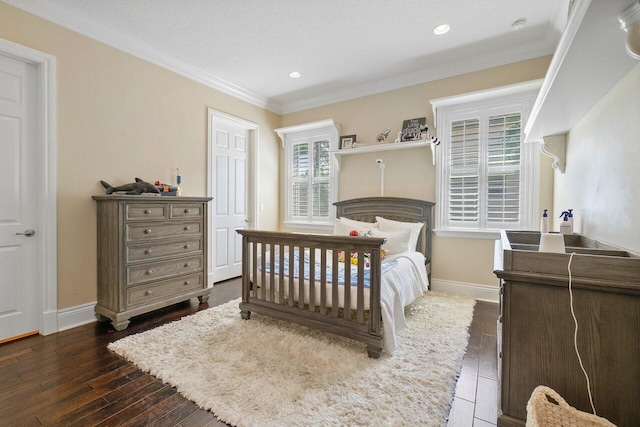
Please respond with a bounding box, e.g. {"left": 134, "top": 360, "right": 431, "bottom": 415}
{"left": 126, "top": 204, "right": 169, "bottom": 220}
{"left": 127, "top": 273, "right": 204, "bottom": 306}
{"left": 127, "top": 255, "right": 203, "bottom": 286}
{"left": 170, "top": 203, "right": 204, "bottom": 219}
{"left": 126, "top": 221, "right": 202, "bottom": 242}
{"left": 126, "top": 238, "right": 202, "bottom": 263}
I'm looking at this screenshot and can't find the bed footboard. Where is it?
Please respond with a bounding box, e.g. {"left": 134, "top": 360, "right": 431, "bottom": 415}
{"left": 236, "top": 230, "right": 385, "bottom": 358}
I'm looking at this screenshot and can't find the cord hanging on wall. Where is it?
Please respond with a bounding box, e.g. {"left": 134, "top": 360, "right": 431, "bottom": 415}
{"left": 376, "top": 159, "right": 385, "bottom": 197}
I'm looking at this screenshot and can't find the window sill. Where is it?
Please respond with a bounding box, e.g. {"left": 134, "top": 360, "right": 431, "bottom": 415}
{"left": 283, "top": 221, "right": 334, "bottom": 231}
{"left": 433, "top": 229, "right": 500, "bottom": 240}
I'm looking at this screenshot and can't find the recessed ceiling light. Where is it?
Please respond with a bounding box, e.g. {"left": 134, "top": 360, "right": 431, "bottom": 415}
{"left": 512, "top": 18, "right": 527, "bottom": 31}
{"left": 433, "top": 24, "right": 450, "bottom": 35}
{"left": 289, "top": 71, "right": 301, "bottom": 78}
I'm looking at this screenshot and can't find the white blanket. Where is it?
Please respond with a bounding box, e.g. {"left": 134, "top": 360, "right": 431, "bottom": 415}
{"left": 379, "top": 252, "right": 429, "bottom": 353}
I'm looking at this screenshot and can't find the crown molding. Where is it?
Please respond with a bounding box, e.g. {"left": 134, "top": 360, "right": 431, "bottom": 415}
{"left": 3, "top": 0, "right": 283, "bottom": 114}
{"left": 278, "top": 42, "right": 555, "bottom": 114}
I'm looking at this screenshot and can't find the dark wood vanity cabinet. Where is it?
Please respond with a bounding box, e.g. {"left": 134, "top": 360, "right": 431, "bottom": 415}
{"left": 494, "top": 231, "right": 640, "bottom": 427}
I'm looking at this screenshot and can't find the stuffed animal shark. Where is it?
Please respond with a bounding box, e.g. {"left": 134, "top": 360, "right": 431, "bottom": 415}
{"left": 100, "top": 178, "right": 160, "bottom": 195}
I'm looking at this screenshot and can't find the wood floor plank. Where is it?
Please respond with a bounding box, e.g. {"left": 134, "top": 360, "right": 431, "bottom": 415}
{"left": 93, "top": 384, "right": 175, "bottom": 427}
{"left": 147, "top": 399, "right": 203, "bottom": 427}
{"left": 454, "top": 344, "right": 480, "bottom": 402}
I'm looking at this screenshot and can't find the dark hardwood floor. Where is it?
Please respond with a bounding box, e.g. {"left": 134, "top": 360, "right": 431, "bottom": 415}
{"left": 0, "top": 280, "right": 499, "bottom": 426}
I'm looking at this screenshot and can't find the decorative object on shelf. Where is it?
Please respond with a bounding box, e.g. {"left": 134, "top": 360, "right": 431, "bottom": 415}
{"left": 376, "top": 128, "right": 391, "bottom": 143}
{"left": 100, "top": 178, "right": 160, "bottom": 195}
{"left": 619, "top": 1, "right": 640, "bottom": 60}
{"left": 340, "top": 134, "right": 356, "bottom": 149}
{"left": 400, "top": 117, "right": 426, "bottom": 142}
{"left": 176, "top": 167, "right": 183, "bottom": 196}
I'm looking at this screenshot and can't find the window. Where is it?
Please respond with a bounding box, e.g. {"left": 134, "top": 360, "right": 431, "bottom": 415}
{"left": 431, "top": 81, "right": 541, "bottom": 236}
{"left": 275, "top": 120, "right": 339, "bottom": 228}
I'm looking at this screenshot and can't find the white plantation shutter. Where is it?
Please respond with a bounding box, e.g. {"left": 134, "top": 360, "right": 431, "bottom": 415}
{"left": 280, "top": 120, "right": 339, "bottom": 227}
{"left": 432, "top": 82, "right": 540, "bottom": 234}
{"left": 449, "top": 118, "right": 480, "bottom": 224}
{"left": 487, "top": 113, "right": 522, "bottom": 224}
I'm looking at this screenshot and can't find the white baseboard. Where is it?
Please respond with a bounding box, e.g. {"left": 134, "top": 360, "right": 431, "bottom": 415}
{"left": 52, "top": 281, "right": 498, "bottom": 333}
{"left": 57, "top": 301, "right": 97, "bottom": 332}
{"left": 430, "top": 278, "right": 499, "bottom": 303}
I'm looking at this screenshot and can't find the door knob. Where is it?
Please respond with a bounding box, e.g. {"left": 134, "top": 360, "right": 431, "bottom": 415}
{"left": 16, "top": 229, "right": 36, "bottom": 237}
{"left": 244, "top": 219, "right": 251, "bottom": 223}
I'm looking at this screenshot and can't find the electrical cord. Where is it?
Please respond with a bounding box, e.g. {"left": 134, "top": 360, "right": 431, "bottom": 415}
{"left": 567, "top": 251, "right": 597, "bottom": 415}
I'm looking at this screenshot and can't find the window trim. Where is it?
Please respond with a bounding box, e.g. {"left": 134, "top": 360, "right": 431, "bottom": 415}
{"left": 431, "top": 81, "right": 542, "bottom": 238}
{"left": 275, "top": 119, "right": 340, "bottom": 229}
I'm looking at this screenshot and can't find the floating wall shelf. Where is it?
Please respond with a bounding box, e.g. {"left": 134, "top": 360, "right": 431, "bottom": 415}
{"left": 331, "top": 140, "right": 436, "bottom": 171}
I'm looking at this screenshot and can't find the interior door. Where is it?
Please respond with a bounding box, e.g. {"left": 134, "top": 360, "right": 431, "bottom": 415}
{"left": 211, "top": 116, "right": 251, "bottom": 282}
{"left": 0, "top": 52, "right": 40, "bottom": 342}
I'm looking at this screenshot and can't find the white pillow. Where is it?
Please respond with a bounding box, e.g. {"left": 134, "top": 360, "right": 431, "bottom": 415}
{"left": 338, "top": 217, "right": 378, "bottom": 229}
{"left": 370, "top": 228, "right": 412, "bottom": 255}
{"left": 333, "top": 218, "right": 378, "bottom": 236}
{"left": 376, "top": 216, "right": 424, "bottom": 252}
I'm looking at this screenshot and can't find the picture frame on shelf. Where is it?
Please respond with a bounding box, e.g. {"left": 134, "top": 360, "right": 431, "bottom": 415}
{"left": 340, "top": 134, "right": 356, "bottom": 149}
{"left": 400, "top": 117, "right": 426, "bottom": 142}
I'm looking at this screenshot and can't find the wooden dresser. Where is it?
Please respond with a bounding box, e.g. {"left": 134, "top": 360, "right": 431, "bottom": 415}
{"left": 494, "top": 231, "right": 640, "bottom": 427}
{"left": 92, "top": 195, "right": 212, "bottom": 330}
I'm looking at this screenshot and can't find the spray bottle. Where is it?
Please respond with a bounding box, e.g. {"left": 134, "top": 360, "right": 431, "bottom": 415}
{"left": 540, "top": 209, "right": 549, "bottom": 234}
{"left": 567, "top": 209, "right": 574, "bottom": 233}
{"left": 559, "top": 211, "right": 572, "bottom": 235}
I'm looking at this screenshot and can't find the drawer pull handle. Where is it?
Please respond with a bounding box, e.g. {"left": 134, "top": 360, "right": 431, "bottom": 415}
{"left": 144, "top": 209, "right": 151, "bottom": 214}
{"left": 145, "top": 290, "right": 152, "bottom": 296}
{"left": 184, "top": 262, "right": 191, "bottom": 268}
{"left": 145, "top": 269, "right": 153, "bottom": 275}
{"left": 144, "top": 229, "right": 152, "bottom": 234}
{"left": 184, "top": 226, "right": 190, "bottom": 231}
{"left": 184, "top": 209, "right": 191, "bottom": 213}
{"left": 184, "top": 244, "right": 191, "bottom": 249}
{"left": 144, "top": 249, "right": 152, "bottom": 255}
{"left": 184, "top": 280, "right": 190, "bottom": 285}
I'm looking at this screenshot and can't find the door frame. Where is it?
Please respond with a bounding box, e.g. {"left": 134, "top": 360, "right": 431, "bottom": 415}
{"left": 207, "top": 108, "right": 258, "bottom": 285}
{"left": 0, "top": 38, "right": 57, "bottom": 335}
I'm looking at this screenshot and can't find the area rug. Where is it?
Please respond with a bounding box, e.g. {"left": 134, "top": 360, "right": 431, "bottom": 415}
{"left": 108, "top": 291, "right": 475, "bottom": 426}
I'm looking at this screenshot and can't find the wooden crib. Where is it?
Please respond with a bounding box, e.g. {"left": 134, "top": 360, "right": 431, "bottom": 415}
{"left": 237, "top": 197, "right": 434, "bottom": 358}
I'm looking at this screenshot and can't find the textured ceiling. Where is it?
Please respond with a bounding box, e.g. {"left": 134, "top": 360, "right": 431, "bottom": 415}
{"left": 7, "top": 0, "right": 570, "bottom": 113}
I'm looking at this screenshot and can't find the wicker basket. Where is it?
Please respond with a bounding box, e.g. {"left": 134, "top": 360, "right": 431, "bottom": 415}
{"left": 526, "top": 386, "right": 616, "bottom": 427}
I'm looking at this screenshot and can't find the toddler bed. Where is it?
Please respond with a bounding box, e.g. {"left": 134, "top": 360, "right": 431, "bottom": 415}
{"left": 237, "top": 197, "right": 434, "bottom": 358}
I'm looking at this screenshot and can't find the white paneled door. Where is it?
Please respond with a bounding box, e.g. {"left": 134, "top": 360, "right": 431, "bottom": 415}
{"left": 210, "top": 113, "right": 254, "bottom": 283}
{"left": 0, "top": 53, "right": 40, "bottom": 342}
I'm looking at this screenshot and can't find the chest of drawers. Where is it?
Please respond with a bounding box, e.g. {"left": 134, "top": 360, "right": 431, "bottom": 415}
{"left": 92, "top": 195, "right": 212, "bottom": 330}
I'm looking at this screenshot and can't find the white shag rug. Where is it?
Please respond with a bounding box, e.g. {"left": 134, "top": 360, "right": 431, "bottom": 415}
{"left": 108, "top": 292, "right": 475, "bottom": 427}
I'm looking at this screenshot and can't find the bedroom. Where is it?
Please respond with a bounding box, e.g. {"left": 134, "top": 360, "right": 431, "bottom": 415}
{"left": 1, "top": 0, "right": 639, "bottom": 425}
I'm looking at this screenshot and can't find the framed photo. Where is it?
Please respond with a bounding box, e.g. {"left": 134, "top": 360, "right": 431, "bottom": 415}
{"left": 340, "top": 135, "right": 356, "bottom": 149}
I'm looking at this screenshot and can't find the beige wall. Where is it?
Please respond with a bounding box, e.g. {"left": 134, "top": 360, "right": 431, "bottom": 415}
{"left": 554, "top": 63, "right": 640, "bottom": 253}
{"left": 1, "top": 3, "right": 281, "bottom": 309}
{"left": 281, "top": 57, "right": 553, "bottom": 288}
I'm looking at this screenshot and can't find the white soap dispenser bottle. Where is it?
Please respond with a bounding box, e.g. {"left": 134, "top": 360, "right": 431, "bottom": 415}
{"left": 540, "top": 209, "right": 549, "bottom": 234}
{"left": 559, "top": 211, "right": 572, "bottom": 235}
{"left": 567, "top": 209, "right": 574, "bottom": 233}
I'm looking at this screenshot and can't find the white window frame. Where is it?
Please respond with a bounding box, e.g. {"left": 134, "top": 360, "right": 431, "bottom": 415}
{"left": 275, "top": 119, "right": 340, "bottom": 229}
{"left": 431, "top": 80, "right": 542, "bottom": 239}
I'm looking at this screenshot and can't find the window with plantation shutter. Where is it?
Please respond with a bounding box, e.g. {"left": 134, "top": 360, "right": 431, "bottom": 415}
{"left": 277, "top": 120, "right": 339, "bottom": 228}
{"left": 431, "top": 82, "right": 541, "bottom": 236}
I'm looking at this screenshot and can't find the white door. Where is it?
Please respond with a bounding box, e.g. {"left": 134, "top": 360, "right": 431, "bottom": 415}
{"left": 0, "top": 53, "right": 40, "bottom": 342}
{"left": 210, "top": 115, "right": 253, "bottom": 282}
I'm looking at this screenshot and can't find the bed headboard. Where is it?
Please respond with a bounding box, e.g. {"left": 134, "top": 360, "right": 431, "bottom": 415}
{"left": 334, "top": 197, "right": 435, "bottom": 266}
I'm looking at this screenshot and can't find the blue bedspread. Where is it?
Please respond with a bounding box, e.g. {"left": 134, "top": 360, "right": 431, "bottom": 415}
{"left": 262, "top": 251, "right": 397, "bottom": 288}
